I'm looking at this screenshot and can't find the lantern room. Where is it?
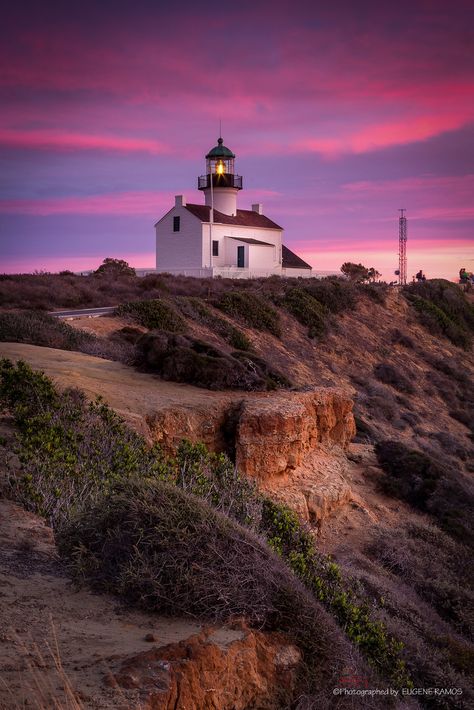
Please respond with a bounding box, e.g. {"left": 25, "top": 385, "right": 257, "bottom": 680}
{"left": 198, "top": 137, "right": 242, "bottom": 192}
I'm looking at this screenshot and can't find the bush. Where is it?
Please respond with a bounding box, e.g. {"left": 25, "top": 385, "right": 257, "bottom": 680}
{"left": 116, "top": 298, "right": 187, "bottom": 332}
{"left": 366, "top": 521, "right": 474, "bottom": 638}
{"left": 0, "top": 310, "right": 94, "bottom": 351}
{"left": 94, "top": 258, "right": 136, "bottom": 277}
{"left": 58, "top": 478, "right": 378, "bottom": 703}
{"left": 375, "top": 440, "right": 474, "bottom": 544}
{"left": 303, "top": 278, "right": 356, "bottom": 314}
{"left": 373, "top": 363, "right": 415, "bottom": 394}
{"left": 282, "top": 288, "right": 328, "bottom": 338}
{"left": 359, "top": 283, "right": 388, "bottom": 305}
{"left": 136, "top": 331, "right": 290, "bottom": 391}
{"left": 175, "top": 296, "right": 252, "bottom": 351}
{"left": 215, "top": 291, "right": 281, "bottom": 337}
{"left": 0, "top": 359, "right": 165, "bottom": 526}
{"left": 404, "top": 280, "right": 474, "bottom": 348}
{"left": 0, "top": 310, "right": 134, "bottom": 363}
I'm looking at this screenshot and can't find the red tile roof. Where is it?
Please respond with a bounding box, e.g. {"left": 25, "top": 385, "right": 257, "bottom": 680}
{"left": 282, "top": 245, "right": 312, "bottom": 270}
{"left": 185, "top": 203, "right": 282, "bottom": 230}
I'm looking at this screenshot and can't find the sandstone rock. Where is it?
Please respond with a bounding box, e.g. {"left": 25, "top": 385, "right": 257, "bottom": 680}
{"left": 236, "top": 389, "right": 355, "bottom": 481}
{"left": 106, "top": 628, "right": 302, "bottom": 710}
{"left": 262, "top": 447, "right": 353, "bottom": 525}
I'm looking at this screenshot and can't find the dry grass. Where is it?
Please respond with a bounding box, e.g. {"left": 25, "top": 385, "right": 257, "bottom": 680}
{"left": 1, "top": 621, "right": 83, "bottom": 710}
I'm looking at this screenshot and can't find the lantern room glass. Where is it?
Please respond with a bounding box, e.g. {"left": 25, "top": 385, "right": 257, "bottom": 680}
{"left": 206, "top": 157, "right": 235, "bottom": 175}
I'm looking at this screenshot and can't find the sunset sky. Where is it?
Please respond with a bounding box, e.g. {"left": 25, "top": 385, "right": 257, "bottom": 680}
{"left": 1, "top": 0, "right": 473, "bottom": 280}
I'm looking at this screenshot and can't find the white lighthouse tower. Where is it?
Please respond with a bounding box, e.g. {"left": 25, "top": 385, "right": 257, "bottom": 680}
{"left": 197, "top": 137, "right": 242, "bottom": 217}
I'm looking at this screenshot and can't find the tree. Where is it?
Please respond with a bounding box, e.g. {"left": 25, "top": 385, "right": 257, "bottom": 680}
{"left": 340, "top": 262, "right": 380, "bottom": 283}
{"left": 367, "top": 267, "right": 381, "bottom": 283}
{"left": 340, "top": 262, "right": 369, "bottom": 282}
{"left": 94, "top": 258, "right": 136, "bottom": 277}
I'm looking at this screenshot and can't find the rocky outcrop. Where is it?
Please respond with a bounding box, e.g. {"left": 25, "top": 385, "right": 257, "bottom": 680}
{"left": 236, "top": 389, "right": 355, "bottom": 481}
{"left": 0, "top": 344, "right": 357, "bottom": 525}
{"left": 262, "top": 447, "right": 353, "bottom": 525}
{"left": 105, "top": 626, "right": 302, "bottom": 710}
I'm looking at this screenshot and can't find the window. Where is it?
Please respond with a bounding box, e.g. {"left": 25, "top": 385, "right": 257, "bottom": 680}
{"left": 173, "top": 216, "right": 180, "bottom": 232}
{"left": 212, "top": 240, "right": 219, "bottom": 256}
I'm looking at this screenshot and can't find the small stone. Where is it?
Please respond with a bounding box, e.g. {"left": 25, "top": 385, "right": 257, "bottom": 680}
{"left": 144, "top": 632, "right": 157, "bottom": 642}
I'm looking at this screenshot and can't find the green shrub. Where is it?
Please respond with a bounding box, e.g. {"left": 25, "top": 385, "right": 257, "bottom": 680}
{"left": 0, "top": 310, "right": 95, "bottom": 350}
{"left": 282, "top": 288, "right": 328, "bottom": 338}
{"left": 375, "top": 440, "right": 474, "bottom": 544}
{"left": 136, "top": 331, "right": 289, "bottom": 391}
{"left": 215, "top": 291, "right": 281, "bottom": 337}
{"left": 260, "top": 499, "right": 410, "bottom": 687}
{"left": 0, "top": 359, "right": 166, "bottom": 525}
{"left": 58, "top": 477, "right": 370, "bottom": 703}
{"left": 116, "top": 298, "right": 187, "bottom": 332}
{"left": 303, "top": 278, "right": 356, "bottom": 314}
{"left": 404, "top": 280, "right": 474, "bottom": 348}
{"left": 175, "top": 296, "right": 252, "bottom": 350}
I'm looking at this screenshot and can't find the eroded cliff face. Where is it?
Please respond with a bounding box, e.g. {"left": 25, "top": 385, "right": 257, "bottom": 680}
{"left": 236, "top": 389, "right": 356, "bottom": 480}
{"left": 106, "top": 627, "right": 301, "bottom": 710}
{"left": 0, "top": 344, "right": 357, "bottom": 524}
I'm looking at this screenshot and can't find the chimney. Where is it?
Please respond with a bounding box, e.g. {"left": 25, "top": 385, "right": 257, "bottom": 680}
{"left": 251, "top": 203, "right": 263, "bottom": 215}
{"left": 175, "top": 195, "right": 186, "bottom": 207}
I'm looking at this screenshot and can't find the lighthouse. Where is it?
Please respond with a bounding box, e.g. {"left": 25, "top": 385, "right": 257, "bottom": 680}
{"left": 197, "top": 137, "right": 242, "bottom": 217}
{"left": 154, "top": 136, "right": 312, "bottom": 278}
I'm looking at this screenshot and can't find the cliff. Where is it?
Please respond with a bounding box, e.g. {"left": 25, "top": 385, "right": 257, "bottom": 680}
{"left": 0, "top": 343, "right": 356, "bottom": 524}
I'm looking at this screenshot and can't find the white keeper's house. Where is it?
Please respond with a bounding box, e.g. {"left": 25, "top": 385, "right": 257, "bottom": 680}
{"left": 154, "top": 137, "right": 312, "bottom": 278}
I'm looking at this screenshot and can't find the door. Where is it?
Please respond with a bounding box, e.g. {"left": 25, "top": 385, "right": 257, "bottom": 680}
{"left": 237, "top": 245, "right": 245, "bottom": 268}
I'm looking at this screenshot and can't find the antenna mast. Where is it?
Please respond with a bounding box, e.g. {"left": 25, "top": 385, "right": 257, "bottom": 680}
{"left": 398, "top": 209, "right": 407, "bottom": 285}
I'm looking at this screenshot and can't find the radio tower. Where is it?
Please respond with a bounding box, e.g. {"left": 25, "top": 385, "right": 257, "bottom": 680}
{"left": 398, "top": 209, "right": 407, "bottom": 285}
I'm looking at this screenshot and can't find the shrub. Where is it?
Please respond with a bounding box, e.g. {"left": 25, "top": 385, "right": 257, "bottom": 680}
{"left": 281, "top": 288, "right": 328, "bottom": 338}
{"left": 303, "top": 277, "right": 356, "bottom": 314}
{"left": 116, "top": 298, "right": 187, "bottom": 332}
{"left": 136, "top": 331, "right": 290, "bottom": 391}
{"left": 94, "top": 258, "right": 136, "bottom": 277}
{"left": 175, "top": 296, "right": 252, "bottom": 351}
{"left": 0, "top": 310, "right": 95, "bottom": 351}
{"left": 215, "top": 291, "right": 281, "bottom": 337}
{"left": 390, "top": 329, "right": 415, "bottom": 349}
{"left": 260, "top": 499, "right": 410, "bottom": 687}
{"left": 375, "top": 440, "right": 474, "bottom": 544}
{"left": 0, "top": 359, "right": 165, "bottom": 526}
{"left": 359, "top": 283, "right": 388, "bottom": 305}
{"left": 366, "top": 521, "right": 474, "bottom": 637}
{"left": 404, "top": 279, "right": 474, "bottom": 348}
{"left": 373, "top": 363, "right": 415, "bottom": 394}
{"left": 0, "top": 310, "right": 134, "bottom": 364}
{"left": 58, "top": 478, "right": 375, "bottom": 703}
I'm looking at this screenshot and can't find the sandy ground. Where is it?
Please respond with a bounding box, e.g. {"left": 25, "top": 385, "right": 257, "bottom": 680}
{"left": 0, "top": 497, "right": 243, "bottom": 709}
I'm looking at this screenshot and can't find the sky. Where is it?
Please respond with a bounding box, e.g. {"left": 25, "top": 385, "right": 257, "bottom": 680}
{"left": 1, "top": 0, "right": 473, "bottom": 280}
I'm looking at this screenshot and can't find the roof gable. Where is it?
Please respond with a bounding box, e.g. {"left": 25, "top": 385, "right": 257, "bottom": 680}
{"left": 282, "top": 245, "right": 312, "bottom": 270}
{"left": 185, "top": 203, "right": 282, "bottom": 230}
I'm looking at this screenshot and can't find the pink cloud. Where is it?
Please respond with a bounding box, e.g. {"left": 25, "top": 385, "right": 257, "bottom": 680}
{"left": 294, "top": 114, "right": 471, "bottom": 157}
{"left": 0, "top": 191, "right": 173, "bottom": 216}
{"left": 0, "top": 129, "right": 169, "bottom": 154}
